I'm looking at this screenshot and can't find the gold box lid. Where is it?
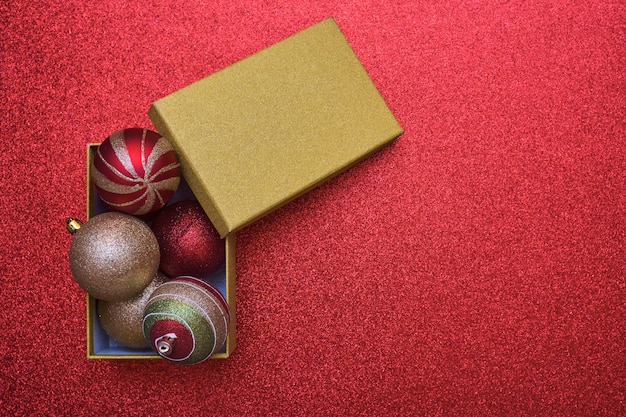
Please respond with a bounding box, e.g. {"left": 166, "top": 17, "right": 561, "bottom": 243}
{"left": 149, "top": 17, "right": 403, "bottom": 237}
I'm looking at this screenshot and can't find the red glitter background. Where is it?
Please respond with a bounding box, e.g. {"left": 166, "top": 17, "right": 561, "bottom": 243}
{"left": 1, "top": 1, "right": 625, "bottom": 416}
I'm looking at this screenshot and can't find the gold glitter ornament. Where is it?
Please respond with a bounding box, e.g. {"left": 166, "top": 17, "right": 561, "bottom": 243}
{"left": 67, "top": 212, "right": 160, "bottom": 301}
{"left": 97, "top": 272, "right": 168, "bottom": 348}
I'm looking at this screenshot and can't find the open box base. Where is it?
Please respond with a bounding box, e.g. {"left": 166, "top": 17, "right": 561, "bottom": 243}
{"left": 85, "top": 143, "right": 237, "bottom": 360}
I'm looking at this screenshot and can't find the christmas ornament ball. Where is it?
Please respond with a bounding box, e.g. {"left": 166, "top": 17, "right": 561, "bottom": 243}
{"left": 91, "top": 128, "right": 181, "bottom": 216}
{"left": 151, "top": 200, "right": 225, "bottom": 278}
{"left": 68, "top": 212, "right": 160, "bottom": 301}
{"left": 143, "top": 276, "right": 230, "bottom": 364}
{"left": 97, "top": 272, "right": 168, "bottom": 348}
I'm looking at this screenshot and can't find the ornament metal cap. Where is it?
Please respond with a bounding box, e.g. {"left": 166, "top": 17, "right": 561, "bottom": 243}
{"left": 156, "top": 334, "right": 177, "bottom": 356}
{"left": 65, "top": 217, "right": 83, "bottom": 234}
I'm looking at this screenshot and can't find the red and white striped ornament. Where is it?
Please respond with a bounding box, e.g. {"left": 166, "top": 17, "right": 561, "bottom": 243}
{"left": 91, "top": 128, "right": 181, "bottom": 216}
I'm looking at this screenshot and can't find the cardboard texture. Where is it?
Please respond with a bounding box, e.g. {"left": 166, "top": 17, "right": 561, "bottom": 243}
{"left": 149, "top": 17, "right": 404, "bottom": 237}
{"left": 85, "top": 144, "right": 237, "bottom": 359}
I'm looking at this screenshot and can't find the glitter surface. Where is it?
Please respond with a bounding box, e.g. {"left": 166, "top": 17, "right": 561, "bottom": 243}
{"left": 143, "top": 278, "right": 229, "bottom": 364}
{"left": 151, "top": 200, "right": 225, "bottom": 278}
{"left": 91, "top": 128, "right": 181, "bottom": 215}
{"left": 97, "top": 272, "right": 168, "bottom": 348}
{"left": 68, "top": 212, "right": 160, "bottom": 301}
{"left": 3, "top": 1, "right": 625, "bottom": 415}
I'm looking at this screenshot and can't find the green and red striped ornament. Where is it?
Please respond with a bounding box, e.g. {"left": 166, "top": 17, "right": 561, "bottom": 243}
{"left": 142, "top": 277, "right": 229, "bottom": 364}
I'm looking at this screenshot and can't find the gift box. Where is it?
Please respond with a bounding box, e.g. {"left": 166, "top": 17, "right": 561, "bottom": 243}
{"left": 84, "top": 17, "right": 402, "bottom": 360}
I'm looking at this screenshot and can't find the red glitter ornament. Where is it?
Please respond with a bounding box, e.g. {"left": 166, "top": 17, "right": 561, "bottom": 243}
{"left": 91, "top": 128, "right": 181, "bottom": 216}
{"left": 151, "top": 200, "right": 225, "bottom": 278}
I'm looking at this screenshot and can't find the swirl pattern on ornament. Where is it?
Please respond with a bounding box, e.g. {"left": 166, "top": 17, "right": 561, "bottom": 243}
{"left": 91, "top": 128, "right": 180, "bottom": 216}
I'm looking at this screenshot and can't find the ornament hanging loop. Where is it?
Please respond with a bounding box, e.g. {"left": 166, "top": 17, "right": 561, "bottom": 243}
{"left": 156, "top": 334, "right": 177, "bottom": 356}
